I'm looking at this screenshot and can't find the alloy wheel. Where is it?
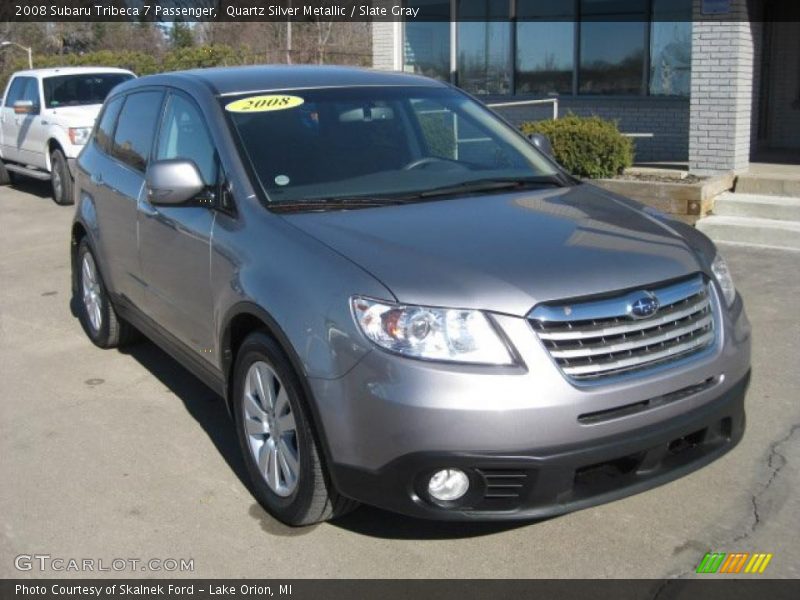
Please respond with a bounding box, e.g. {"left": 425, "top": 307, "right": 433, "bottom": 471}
{"left": 81, "top": 253, "right": 102, "bottom": 332}
{"left": 243, "top": 361, "right": 300, "bottom": 497}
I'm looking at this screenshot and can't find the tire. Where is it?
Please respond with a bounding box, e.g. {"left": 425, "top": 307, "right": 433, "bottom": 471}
{"left": 0, "top": 161, "right": 11, "bottom": 186}
{"left": 233, "top": 331, "right": 359, "bottom": 526}
{"left": 75, "top": 239, "right": 135, "bottom": 348}
{"left": 50, "top": 149, "right": 74, "bottom": 205}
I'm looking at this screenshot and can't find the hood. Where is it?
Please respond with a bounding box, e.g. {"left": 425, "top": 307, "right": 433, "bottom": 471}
{"left": 282, "top": 184, "right": 703, "bottom": 316}
{"left": 46, "top": 104, "right": 102, "bottom": 127}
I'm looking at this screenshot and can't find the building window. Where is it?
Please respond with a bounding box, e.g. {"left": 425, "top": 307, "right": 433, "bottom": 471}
{"left": 649, "top": 0, "right": 692, "bottom": 96}
{"left": 579, "top": 0, "right": 648, "bottom": 95}
{"left": 515, "top": 0, "right": 575, "bottom": 95}
{"left": 403, "top": 1, "right": 451, "bottom": 81}
{"left": 457, "top": 0, "right": 512, "bottom": 95}
{"left": 401, "top": 0, "right": 692, "bottom": 98}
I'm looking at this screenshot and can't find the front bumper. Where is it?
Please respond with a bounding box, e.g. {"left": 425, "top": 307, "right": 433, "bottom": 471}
{"left": 331, "top": 371, "right": 748, "bottom": 520}
{"left": 309, "top": 284, "right": 750, "bottom": 521}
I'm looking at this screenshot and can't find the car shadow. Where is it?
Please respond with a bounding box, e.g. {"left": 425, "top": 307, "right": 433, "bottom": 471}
{"left": 8, "top": 177, "right": 51, "bottom": 199}
{"left": 117, "top": 338, "right": 252, "bottom": 489}
{"left": 95, "top": 324, "right": 537, "bottom": 540}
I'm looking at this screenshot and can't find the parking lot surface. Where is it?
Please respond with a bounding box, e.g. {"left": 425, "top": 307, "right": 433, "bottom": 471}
{"left": 1, "top": 181, "right": 798, "bottom": 578}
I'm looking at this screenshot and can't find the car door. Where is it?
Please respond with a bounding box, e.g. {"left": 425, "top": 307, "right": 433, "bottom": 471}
{"left": 138, "top": 90, "right": 218, "bottom": 363}
{"left": 15, "top": 77, "right": 48, "bottom": 168}
{"left": 94, "top": 89, "right": 164, "bottom": 308}
{"left": 0, "top": 76, "right": 29, "bottom": 163}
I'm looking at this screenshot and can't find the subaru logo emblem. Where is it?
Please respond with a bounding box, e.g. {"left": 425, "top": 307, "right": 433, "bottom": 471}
{"left": 628, "top": 292, "right": 660, "bottom": 320}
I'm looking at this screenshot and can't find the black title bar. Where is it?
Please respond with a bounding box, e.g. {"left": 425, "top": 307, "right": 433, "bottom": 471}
{"left": 2, "top": 1, "right": 800, "bottom": 22}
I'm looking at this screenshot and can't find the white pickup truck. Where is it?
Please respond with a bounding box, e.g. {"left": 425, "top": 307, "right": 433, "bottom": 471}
{"left": 0, "top": 67, "right": 135, "bottom": 204}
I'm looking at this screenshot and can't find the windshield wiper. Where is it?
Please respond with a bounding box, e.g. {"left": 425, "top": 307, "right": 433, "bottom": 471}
{"left": 269, "top": 196, "right": 405, "bottom": 213}
{"left": 404, "top": 174, "right": 569, "bottom": 200}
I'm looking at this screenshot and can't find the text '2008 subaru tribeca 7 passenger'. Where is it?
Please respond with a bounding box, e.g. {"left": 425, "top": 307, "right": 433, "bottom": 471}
{"left": 72, "top": 66, "right": 750, "bottom": 526}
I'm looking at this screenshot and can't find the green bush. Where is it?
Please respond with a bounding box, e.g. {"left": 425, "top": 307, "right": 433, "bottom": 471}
{"left": 520, "top": 114, "right": 634, "bottom": 179}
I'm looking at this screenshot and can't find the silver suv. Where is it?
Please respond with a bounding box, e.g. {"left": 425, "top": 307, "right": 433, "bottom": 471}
{"left": 71, "top": 66, "right": 751, "bottom": 526}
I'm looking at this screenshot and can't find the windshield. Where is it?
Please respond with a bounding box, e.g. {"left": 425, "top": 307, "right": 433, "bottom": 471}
{"left": 43, "top": 73, "right": 134, "bottom": 108}
{"left": 224, "top": 86, "right": 564, "bottom": 205}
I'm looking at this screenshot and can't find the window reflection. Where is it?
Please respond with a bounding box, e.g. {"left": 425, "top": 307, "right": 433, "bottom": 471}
{"left": 650, "top": 0, "right": 692, "bottom": 96}
{"left": 457, "top": 0, "right": 512, "bottom": 95}
{"left": 403, "top": 0, "right": 451, "bottom": 81}
{"left": 403, "top": 0, "right": 693, "bottom": 98}
{"left": 516, "top": 0, "right": 575, "bottom": 95}
{"left": 579, "top": 0, "right": 647, "bottom": 95}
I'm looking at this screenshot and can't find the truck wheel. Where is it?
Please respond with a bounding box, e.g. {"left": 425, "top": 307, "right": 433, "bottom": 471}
{"left": 0, "top": 161, "right": 12, "bottom": 186}
{"left": 51, "top": 149, "right": 74, "bottom": 205}
{"left": 233, "top": 331, "right": 359, "bottom": 526}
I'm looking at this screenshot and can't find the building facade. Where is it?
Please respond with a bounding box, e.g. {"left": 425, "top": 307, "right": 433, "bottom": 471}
{"left": 372, "top": 0, "right": 800, "bottom": 174}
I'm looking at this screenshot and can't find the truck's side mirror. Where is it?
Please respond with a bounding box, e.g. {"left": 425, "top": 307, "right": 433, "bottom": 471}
{"left": 527, "top": 133, "right": 554, "bottom": 158}
{"left": 13, "top": 100, "right": 36, "bottom": 115}
{"left": 146, "top": 159, "right": 206, "bottom": 206}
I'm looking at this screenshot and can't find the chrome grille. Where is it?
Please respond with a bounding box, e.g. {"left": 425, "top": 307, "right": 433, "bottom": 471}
{"left": 529, "top": 275, "right": 715, "bottom": 381}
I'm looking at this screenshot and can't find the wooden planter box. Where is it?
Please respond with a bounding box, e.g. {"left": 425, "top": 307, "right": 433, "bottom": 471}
{"left": 592, "top": 173, "right": 735, "bottom": 225}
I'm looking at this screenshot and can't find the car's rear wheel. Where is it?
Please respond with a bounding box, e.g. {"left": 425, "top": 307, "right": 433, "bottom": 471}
{"left": 233, "top": 331, "right": 359, "bottom": 526}
{"left": 75, "top": 239, "right": 134, "bottom": 348}
{"left": 51, "top": 149, "right": 74, "bottom": 205}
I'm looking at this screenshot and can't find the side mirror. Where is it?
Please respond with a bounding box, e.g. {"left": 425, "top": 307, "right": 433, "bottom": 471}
{"left": 13, "top": 100, "right": 35, "bottom": 115}
{"left": 146, "top": 159, "right": 205, "bottom": 206}
{"left": 527, "top": 133, "right": 554, "bottom": 158}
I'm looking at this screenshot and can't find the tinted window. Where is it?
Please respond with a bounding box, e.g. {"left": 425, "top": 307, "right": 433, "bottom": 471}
{"left": 516, "top": 1, "right": 576, "bottom": 95}
{"left": 457, "top": 1, "right": 511, "bottom": 95}
{"left": 649, "top": 0, "right": 692, "bottom": 96}
{"left": 94, "top": 96, "right": 124, "bottom": 154}
{"left": 155, "top": 94, "right": 217, "bottom": 185}
{"left": 578, "top": 0, "right": 647, "bottom": 95}
{"left": 226, "top": 87, "right": 558, "bottom": 205}
{"left": 403, "top": 0, "right": 451, "bottom": 81}
{"left": 43, "top": 73, "right": 133, "bottom": 108}
{"left": 111, "top": 91, "right": 164, "bottom": 172}
{"left": 3, "top": 77, "right": 28, "bottom": 107}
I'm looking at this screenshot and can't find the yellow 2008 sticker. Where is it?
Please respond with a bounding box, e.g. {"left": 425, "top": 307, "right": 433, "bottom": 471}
{"left": 225, "top": 95, "right": 304, "bottom": 113}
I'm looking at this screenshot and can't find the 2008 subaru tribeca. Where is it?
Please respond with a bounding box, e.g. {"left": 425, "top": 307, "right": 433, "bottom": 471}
{"left": 71, "top": 66, "right": 750, "bottom": 526}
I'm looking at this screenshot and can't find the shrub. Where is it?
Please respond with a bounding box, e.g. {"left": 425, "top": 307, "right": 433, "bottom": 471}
{"left": 520, "top": 114, "right": 634, "bottom": 179}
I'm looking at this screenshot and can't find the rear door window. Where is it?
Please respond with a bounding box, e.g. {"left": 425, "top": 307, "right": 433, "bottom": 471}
{"left": 94, "top": 96, "right": 124, "bottom": 154}
{"left": 110, "top": 91, "right": 164, "bottom": 172}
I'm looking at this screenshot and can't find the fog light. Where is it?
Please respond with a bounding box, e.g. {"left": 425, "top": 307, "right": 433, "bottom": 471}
{"left": 428, "top": 468, "right": 469, "bottom": 502}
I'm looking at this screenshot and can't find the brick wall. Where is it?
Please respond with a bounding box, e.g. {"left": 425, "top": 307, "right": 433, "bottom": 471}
{"left": 689, "top": 0, "right": 756, "bottom": 173}
{"left": 371, "top": 14, "right": 396, "bottom": 71}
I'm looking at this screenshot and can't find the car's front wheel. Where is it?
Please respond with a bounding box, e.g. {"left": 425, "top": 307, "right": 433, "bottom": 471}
{"left": 233, "top": 332, "right": 358, "bottom": 526}
{"left": 75, "top": 239, "right": 134, "bottom": 348}
{"left": 51, "top": 149, "right": 74, "bottom": 205}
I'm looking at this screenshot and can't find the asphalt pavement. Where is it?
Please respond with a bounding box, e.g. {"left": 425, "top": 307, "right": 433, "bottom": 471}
{"left": 1, "top": 180, "right": 798, "bottom": 578}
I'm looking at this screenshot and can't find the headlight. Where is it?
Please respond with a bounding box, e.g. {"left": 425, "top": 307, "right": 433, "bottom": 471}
{"left": 68, "top": 127, "right": 91, "bottom": 145}
{"left": 711, "top": 253, "right": 736, "bottom": 307}
{"left": 351, "top": 297, "right": 514, "bottom": 365}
